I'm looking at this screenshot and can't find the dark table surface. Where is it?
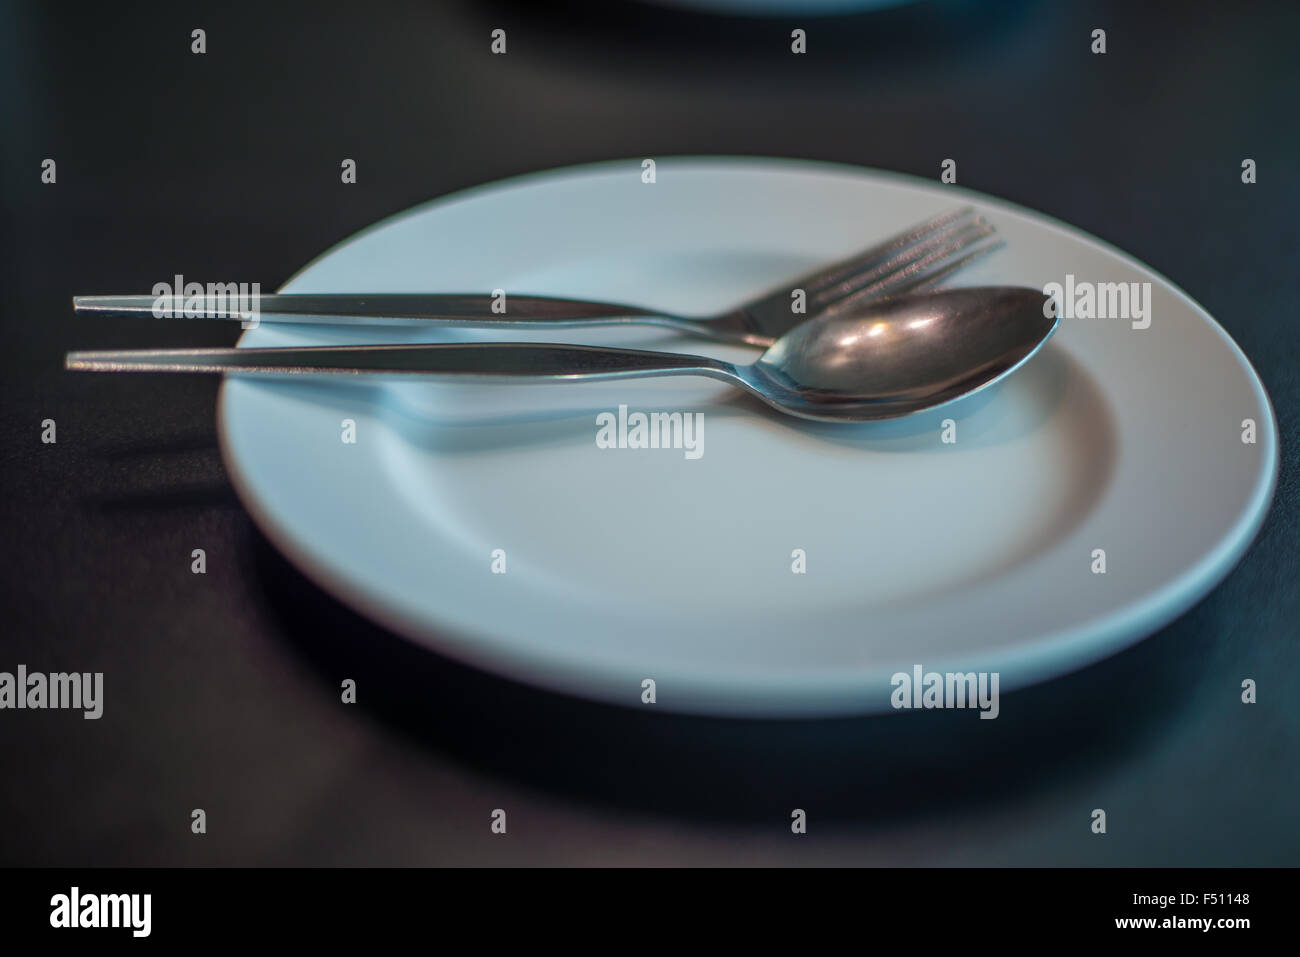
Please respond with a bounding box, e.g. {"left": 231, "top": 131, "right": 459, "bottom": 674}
{"left": 2, "top": 0, "right": 1297, "bottom": 866}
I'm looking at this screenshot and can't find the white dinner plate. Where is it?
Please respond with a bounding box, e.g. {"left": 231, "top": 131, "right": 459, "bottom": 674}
{"left": 218, "top": 157, "right": 1277, "bottom": 717}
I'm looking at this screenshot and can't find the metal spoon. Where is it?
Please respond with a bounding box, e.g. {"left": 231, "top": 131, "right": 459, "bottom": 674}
{"left": 66, "top": 287, "right": 1058, "bottom": 423}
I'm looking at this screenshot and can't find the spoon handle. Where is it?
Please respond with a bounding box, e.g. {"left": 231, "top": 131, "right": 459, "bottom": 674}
{"left": 65, "top": 341, "right": 741, "bottom": 385}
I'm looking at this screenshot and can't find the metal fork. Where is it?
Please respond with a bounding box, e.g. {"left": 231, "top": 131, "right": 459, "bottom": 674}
{"left": 73, "top": 207, "right": 1001, "bottom": 347}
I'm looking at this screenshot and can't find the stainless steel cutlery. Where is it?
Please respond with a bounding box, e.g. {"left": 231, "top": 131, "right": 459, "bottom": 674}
{"left": 67, "top": 288, "right": 1057, "bottom": 423}
{"left": 69, "top": 207, "right": 1045, "bottom": 423}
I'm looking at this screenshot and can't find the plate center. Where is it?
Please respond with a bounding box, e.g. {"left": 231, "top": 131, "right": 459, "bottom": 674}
{"left": 376, "top": 341, "right": 1116, "bottom": 615}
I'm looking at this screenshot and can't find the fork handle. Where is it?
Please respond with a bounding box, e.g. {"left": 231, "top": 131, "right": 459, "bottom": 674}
{"left": 65, "top": 342, "right": 743, "bottom": 385}
{"left": 74, "top": 293, "right": 717, "bottom": 330}
{"left": 73, "top": 294, "right": 771, "bottom": 345}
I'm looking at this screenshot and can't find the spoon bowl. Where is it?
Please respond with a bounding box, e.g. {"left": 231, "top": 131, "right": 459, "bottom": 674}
{"left": 739, "top": 286, "right": 1059, "bottom": 421}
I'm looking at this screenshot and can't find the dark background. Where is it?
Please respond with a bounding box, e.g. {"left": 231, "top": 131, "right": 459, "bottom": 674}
{"left": 1, "top": 0, "right": 1296, "bottom": 865}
